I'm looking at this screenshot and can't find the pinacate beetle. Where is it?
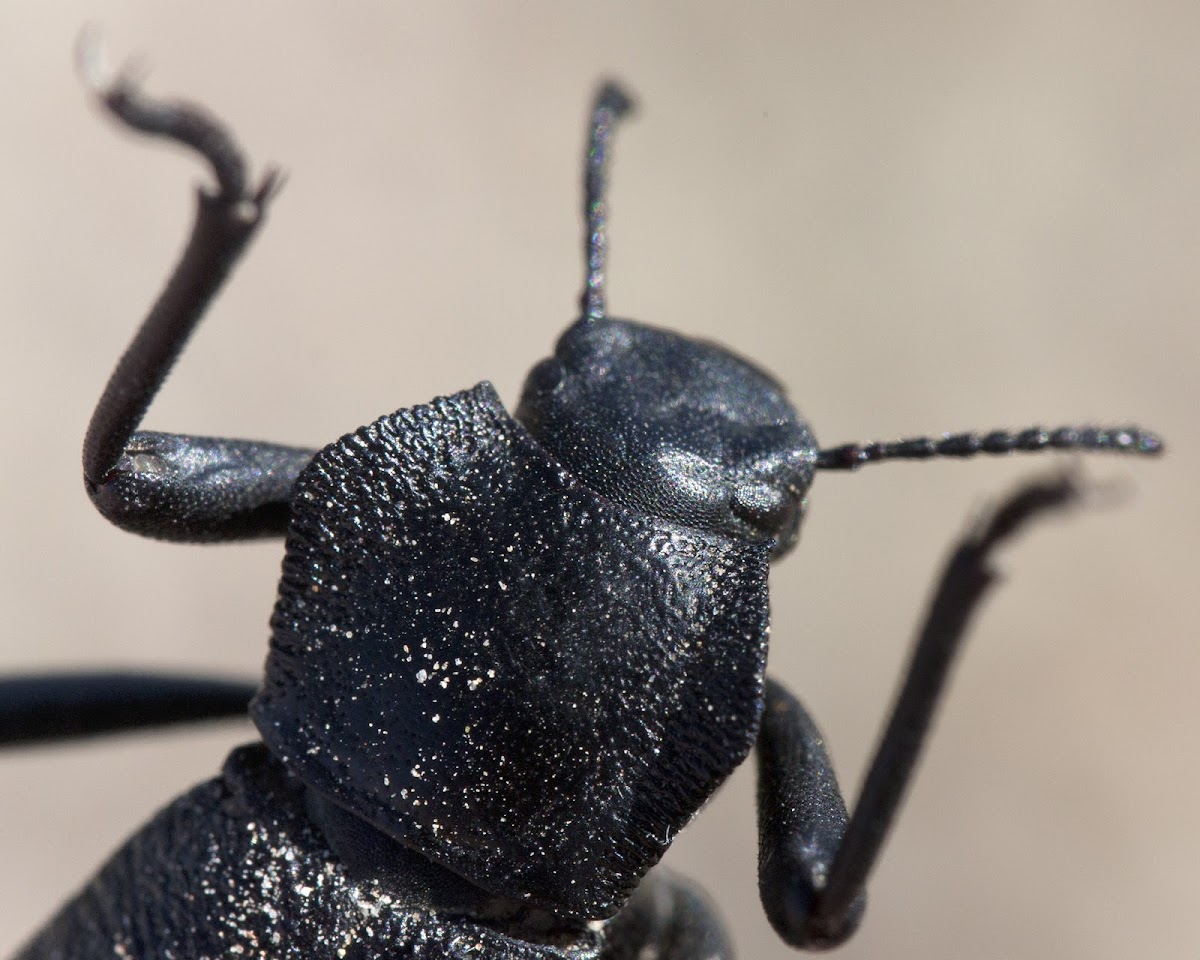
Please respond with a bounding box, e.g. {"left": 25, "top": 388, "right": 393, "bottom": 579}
{"left": 3, "top": 41, "right": 1163, "bottom": 959}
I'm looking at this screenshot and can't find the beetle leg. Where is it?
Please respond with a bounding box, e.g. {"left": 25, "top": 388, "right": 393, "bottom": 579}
{"left": 756, "top": 677, "right": 863, "bottom": 948}
{"left": 79, "top": 37, "right": 313, "bottom": 541}
{"left": 757, "top": 472, "right": 1082, "bottom": 948}
{"left": 601, "top": 870, "right": 734, "bottom": 960}
{"left": 0, "top": 672, "right": 255, "bottom": 747}
{"left": 87, "top": 431, "right": 315, "bottom": 541}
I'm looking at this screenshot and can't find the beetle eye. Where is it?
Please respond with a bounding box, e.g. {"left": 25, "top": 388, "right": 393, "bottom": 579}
{"left": 731, "top": 481, "right": 797, "bottom": 539}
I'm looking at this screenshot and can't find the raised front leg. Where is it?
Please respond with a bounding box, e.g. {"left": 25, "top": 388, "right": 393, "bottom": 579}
{"left": 757, "top": 473, "right": 1082, "bottom": 948}
{"left": 79, "top": 38, "right": 314, "bottom": 541}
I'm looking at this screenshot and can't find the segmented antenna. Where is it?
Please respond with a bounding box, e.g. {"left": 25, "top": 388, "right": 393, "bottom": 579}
{"left": 817, "top": 425, "right": 1163, "bottom": 471}
{"left": 581, "top": 83, "right": 634, "bottom": 322}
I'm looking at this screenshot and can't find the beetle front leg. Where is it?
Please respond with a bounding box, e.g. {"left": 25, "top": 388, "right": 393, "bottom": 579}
{"left": 79, "top": 37, "right": 314, "bottom": 542}
{"left": 757, "top": 473, "right": 1082, "bottom": 948}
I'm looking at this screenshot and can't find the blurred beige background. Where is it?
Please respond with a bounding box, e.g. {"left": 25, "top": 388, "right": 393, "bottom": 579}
{"left": 0, "top": 4, "right": 1195, "bottom": 959}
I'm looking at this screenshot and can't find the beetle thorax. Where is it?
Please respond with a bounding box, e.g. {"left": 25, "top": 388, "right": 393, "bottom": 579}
{"left": 253, "top": 385, "right": 772, "bottom": 922}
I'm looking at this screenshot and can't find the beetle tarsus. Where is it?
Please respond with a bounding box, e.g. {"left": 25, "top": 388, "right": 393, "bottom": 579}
{"left": 77, "top": 28, "right": 273, "bottom": 204}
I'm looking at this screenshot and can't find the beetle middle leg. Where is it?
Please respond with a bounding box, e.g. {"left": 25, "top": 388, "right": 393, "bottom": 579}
{"left": 756, "top": 472, "right": 1081, "bottom": 948}
{"left": 0, "top": 673, "right": 257, "bottom": 747}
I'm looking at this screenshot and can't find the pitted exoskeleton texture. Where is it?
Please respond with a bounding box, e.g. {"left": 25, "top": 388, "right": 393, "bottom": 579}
{"left": 16, "top": 745, "right": 603, "bottom": 960}
{"left": 253, "top": 383, "right": 771, "bottom": 921}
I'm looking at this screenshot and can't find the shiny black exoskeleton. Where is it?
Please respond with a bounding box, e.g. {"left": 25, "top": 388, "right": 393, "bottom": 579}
{"left": 3, "top": 42, "right": 1162, "bottom": 960}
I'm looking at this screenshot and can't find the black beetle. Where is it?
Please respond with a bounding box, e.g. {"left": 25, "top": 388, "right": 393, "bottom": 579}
{"left": 2, "top": 42, "right": 1164, "bottom": 959}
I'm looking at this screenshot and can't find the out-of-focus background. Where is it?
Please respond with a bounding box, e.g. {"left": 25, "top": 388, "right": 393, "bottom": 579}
{"left": 0, "top": 4, "right": 1195, "bottom": 959}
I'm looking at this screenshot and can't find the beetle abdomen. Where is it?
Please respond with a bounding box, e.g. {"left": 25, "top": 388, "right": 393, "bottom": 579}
{"left": 17, "top": 745, "right": 593, "bottom": 960}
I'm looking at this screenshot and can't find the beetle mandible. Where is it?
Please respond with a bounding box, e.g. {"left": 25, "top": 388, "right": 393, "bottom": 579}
{"left": 3, "top": 41, "right": 1163, "bottom": 960}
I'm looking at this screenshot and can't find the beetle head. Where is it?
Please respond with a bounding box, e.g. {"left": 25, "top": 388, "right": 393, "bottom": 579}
{"left": 517, "top": 316, "right": 818, "bottom": 556}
